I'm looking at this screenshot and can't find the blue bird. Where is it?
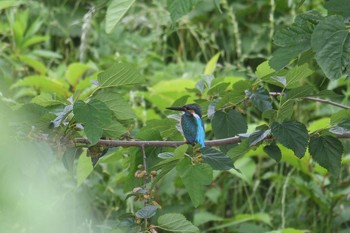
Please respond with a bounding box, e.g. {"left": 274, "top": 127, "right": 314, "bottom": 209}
{"left": 167, "top": 104, "right": 205, "bottom": 148}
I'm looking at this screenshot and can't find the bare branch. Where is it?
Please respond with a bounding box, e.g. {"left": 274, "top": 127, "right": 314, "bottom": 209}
{"left": 269, "top": 92, "right": 350, "bottom": 109}
{"left": 74, "top": 133, "right": 350, "bottom": 148}
{"left": 74, "top": 136, "right": 242, "bottom": 148}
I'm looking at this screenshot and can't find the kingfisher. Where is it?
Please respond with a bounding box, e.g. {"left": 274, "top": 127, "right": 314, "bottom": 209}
{"left": 166, "top": 104, "right": 205, "bottom": 148}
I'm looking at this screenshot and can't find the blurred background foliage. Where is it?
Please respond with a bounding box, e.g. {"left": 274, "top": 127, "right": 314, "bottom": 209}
{"left": 1, "top": 0, "right": 350, "bottom": 233}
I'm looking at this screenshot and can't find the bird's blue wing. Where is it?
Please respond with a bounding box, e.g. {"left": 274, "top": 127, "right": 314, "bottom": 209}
{"left": 181, "top": 114, "right": 198, "bottom": 144}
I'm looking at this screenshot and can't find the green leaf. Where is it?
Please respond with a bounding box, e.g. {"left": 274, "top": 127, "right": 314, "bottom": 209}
{"left": 256, "top": 61, "right": 276, "bottom": 79}
{"left": 93, "top": 88, "right": 136, "bottom": 120}
{"left": 135, "top": 205, "right": 158, "bottom": 219}
{"left": 271, "top": 120, "right": 309, "bottom": 158}
{"left": 286, "top": 86, "right": 315, "bottom": 99}
{"left": 193, "top": 211, "right": 223, "bottom": 226}
{"left": 103, "top": 121, "right": 126, "bottom": 139}
{"left": 76, "top": 150, "right": 93, "bottom": 186}
{"left": 11, "top": 75, "right": 69, "bottom": 97}
{"left": 200, "top": 147, "right": 234, "bottom": 170}
{"left": 105, "top": 0, "right": 136, "bottom": 33}
{"left": 269, "top": 11, "right": 322, "bottom": 70}
{"left": 227, "top": 140, "right": 250, "bottom": 161}
{"left": 97, "top": 63, "right": 144, "bottom": 88}
{"left": 325, "top": 0, "right": 350, "bottom": 17}
{"left": 157, "top": 213, "right": 200, "bottom": 233}
{"left": 263, "top": 144, "right": 282, "bottom": 162}
{"left": 73, "top": 99, "right": 113, "bottom": 144}
{"left": 0, "top": 1, "right": 25, "bottom": 10}
{"left": 311, "top": 15, "right": 350, "bottom": 80}
{"left": 204, "top": 52, "right": 221, "bottom": 75}
{"left": 277, "top": 99, "right": 294, "bottom": 121}
{"left": 212, "top": 110, "right": 247, "bottom": 139}
{"left": 65, "top": 63, "right": 91, "bottom": 87}
{"left": 285, "top": 63, "right": 314, "bottom": 88}
{"left": 167, "top": 0, "right": 197, "bottom": 22}
{"left": 331, "top": 110, "right": 350, "bottom": 124}
{"left": 309, "top": 135, "right": 343, "bottom": 176}
{"left": 269, "top": 45, "right": 309, "bottom": 70}
{"left": 249, "top": 87, "right": 273, "bottom": 112}
{"left": 176, "top": 158, "right": 212, "bottom": 207}
{"left": 19, "top": 55, "right": 47, "bottom": 75}
{"left": 248, "top": 129, "right": 271, "bottom": 146}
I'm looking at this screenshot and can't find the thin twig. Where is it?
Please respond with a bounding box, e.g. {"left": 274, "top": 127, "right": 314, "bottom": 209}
{"left": 269, "top": 92, "right": 350, "bottom": 110}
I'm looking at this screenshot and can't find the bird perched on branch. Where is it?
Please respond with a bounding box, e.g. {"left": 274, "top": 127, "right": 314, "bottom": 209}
{"left": 166, "top": 103, "right": 205, "bottom": 148}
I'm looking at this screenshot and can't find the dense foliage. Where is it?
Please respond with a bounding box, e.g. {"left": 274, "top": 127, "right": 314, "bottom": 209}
{"left": 1, "top": 0, "right": 350, "bottom": 233}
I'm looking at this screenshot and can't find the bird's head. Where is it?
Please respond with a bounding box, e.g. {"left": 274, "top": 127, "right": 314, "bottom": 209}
{"left": 166, "top": 103, "right": 202, "bottom": 118}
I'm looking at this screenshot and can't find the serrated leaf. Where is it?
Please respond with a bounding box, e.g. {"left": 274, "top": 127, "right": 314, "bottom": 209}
{"left": 204, "top": 52, "right": 221, "bottom": 75}
{"left": 256, "top": 61, "right": 276, "bottom": 79}
{"left": 325, "top": 0, "right": 350, "bottom": 18}
{"left": 285, "top": 63, "right": 314, "bottom": 88}
{"left": 157, "top": 213, "right": 200, "bottom": 233}
{"left": 97, "top": 63, "right": 144, "bottom": 88}
{"left": 200, "top": 147, "right": 234, "bottom": 170}
{"left": 65, "top": 63, "right": 91, "bottom": 87}
{"left": 269, "top": 11, "right": 322, "bottom": 70}
{"left": 176, "top": 158, "right": 212, "bottom": 207}
{"left": 93, "top": 88, "right": 136, "bottom": 120}
{"left": 263, "top": 144, "right": 281, "bottom": 162}
{"left": 309, "top": 135, "right": 343, "bottom": 176}
{"left": 331, "top": 110, "right": 350, "bottom": 125}
{"left": 269, "top": 45, "right": 309, "bottom": 70}
{"left": 73, "top": 99, "right": 113, "bottom": 144}
{"left": 286, "top": 86, "right": 315, "bottom": 99}
{"left": 249, "top": 87, "right": 273, "bottom": 112}
{"left": 277, "top": 99, "right": 294, "bottom": 121}
{"left": 212, "top": 110, "right": 247, "bottom": 139}
{"left": 135, "top": 205, "right": 158, "bottom": 219}
{"left": 105, "top": 0, "right": 136, "bottom": 33}
{"left": 103, "top": 121, "right": 126, "bottom": 139}
{"left": 207, "top": 83, "right": 230, "bottom": 96}
{"left": 167, "top": 0, "right": 197, "bottom": 22}
{"left": 271, "top": 120, "right": 309, "bottom": 158}
{"left": 248, "top": 129, "right": 271, "bottom": 146}
{"left": 227, "top": 140, "right": 250, "bottom": 161}
{"left": 76, "top": 150, "right": 93, "bottom": 186}
{"left": 311, "top": 15, "right": 350, "bottom": 80}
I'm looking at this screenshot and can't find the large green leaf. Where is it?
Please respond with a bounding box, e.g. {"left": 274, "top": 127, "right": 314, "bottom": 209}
{"left": 200, "top": 147, "right": 234, "bottom": 170}
{"left": 76, "top": 150, "right": 93, "bottom": 186}
{"left": 73, "top": 99, "right": 113, "bottom": 144}
{"left": 311, "top": 15, "right": 350, "bottom": 80}
{"left": 19, "top": 55, "right": 47, "bottom": 75}
{"left": 248, "top": 129, "right": 271, "bottom": 146}
{"left": 309, "top": 135, "right": 343, "bottom": 176}
{"left": 11, "top": 75, "right": 69, "bottom": 97}
{"left": 167, "top": 0, "right": 198, "bottom": 22}
{"left": 157, "top": 213, "right": 200, "bottom": 233}
{"left": 271, "top": 120, "right": 309, "bottom": 158}
{"left": 285, "top": 63, "right": 314, "bottom": 88}
{"left": 263, "top": 144, "right": 282, "bottom": 162}
{"left": 286, "top": 86, "right": 315, "bottom": 99}
{"left": 269, "top": 11, "right": 322, "bottom": 70}
{"left": 97, "top": 63, "right": 143, "bottom": 88}
{"left": 249, "top": 87, "right": 273, "bottom": 112}
{"left": 204, "top": 52, "right": 221, "bottom": 75}
{"left": 276, "top": 99, "right": 294, "bottom": 121}
{"left": 325, "top": 0, "right": 350, "bottom": 17}
{"left": 176, "top": 158, "right": 212, "bottom": 207}
{"left": 212, "top": 110, "right": 247, "bottom": 139}
{"left": 65, "top": 63, "right": 91, "bottom": 87}
{"left": 105, "top": 0, "right": 136, "bottom": 33}
{"left": 93, "top": 88, "right": 136, "bottom": 120}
